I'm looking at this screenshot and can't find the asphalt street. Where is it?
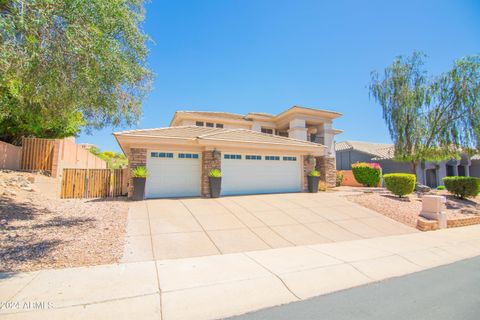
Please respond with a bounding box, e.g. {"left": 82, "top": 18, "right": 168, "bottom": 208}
{"left": 230, "top": 256, "right": 480, "bottom": 320}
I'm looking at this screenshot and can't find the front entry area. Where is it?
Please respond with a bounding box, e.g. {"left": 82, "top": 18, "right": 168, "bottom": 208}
{"left": 145, "top": 151, "right": 201, "bottom": 198}
{"left": 221, "top": 153, "right": 302, "bottom": 196}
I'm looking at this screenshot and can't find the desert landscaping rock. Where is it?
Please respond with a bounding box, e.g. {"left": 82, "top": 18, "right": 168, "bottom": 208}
{"left": 0, "top": 171, "right": 128, "bottom": 272}
{"left": 345, "top": 190, "right": 480, "bottom": 229}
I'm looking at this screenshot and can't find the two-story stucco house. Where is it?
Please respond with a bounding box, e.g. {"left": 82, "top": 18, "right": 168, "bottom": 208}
{"left": 114, "top": 106, "right": 342, "bottom": 198}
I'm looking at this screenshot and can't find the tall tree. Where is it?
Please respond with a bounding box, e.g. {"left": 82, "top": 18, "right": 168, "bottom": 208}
{"left": 0, "top": 0, "right": 152, "bottom": 144}
{"left": 370, "top": 52, "right": 480, "bottom": 173}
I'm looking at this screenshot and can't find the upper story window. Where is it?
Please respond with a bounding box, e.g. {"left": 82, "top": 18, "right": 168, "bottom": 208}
{"left": 277, "top": 130, "right": 288, "bottom": 137}
{"left": 309, "top": 134, "right": 317, "bottom": 142}
{"left": 261, "top": 127, "right": 273, "bottom": 134}
{"left": 195, "top": 121, "right": 224, "bottom": 128}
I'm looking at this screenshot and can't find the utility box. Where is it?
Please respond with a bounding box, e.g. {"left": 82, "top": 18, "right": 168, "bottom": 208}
{"left": 420, "top": 195, "right": 447, "bottom": 228}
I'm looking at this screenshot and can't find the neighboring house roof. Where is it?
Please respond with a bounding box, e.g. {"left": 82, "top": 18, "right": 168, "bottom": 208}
{"left": 114, "top": 126, "right": 325, "bottom": 154}
{"left": 335, "top": 141, "right": 394, "bottom": 159}
{"left": 336, "top": 140, "right": 480, "bottom": 161}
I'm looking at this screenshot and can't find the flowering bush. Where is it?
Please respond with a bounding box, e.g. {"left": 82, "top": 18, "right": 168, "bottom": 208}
{"left": 351, "top": 162, "right": 381, "bottom": 187}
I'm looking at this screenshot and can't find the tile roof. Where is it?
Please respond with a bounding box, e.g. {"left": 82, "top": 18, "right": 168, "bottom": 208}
{"left": 335, "top": 141, "right": 394, "bottom": 159}
{"left": 174, "top": 111, "right": 247, "bottom": 120}
{"left": 174, "top": 106, "right": 342, "bottom": 121}
{"left": 115, "top": 126, "right": 225, "bottom": 139}
{"left": 336, "top": 141, "right": 480, "bottom": 161}
{"left": 115, "top": 126, "right": 324, "bottom": 148}
{"left": 198, "top": 129, "right": 321, "bottom": 147}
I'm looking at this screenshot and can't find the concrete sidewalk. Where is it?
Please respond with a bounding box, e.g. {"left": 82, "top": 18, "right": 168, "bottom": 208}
{"left": 1, "top": 225, "right": 480, "bottom": 320}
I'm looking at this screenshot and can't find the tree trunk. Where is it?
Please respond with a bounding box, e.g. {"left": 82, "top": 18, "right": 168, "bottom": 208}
{"left": 411, "top": 161, "right": 417, "bottom": 175}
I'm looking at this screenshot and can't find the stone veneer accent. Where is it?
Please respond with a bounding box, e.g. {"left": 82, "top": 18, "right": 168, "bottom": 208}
{"left": 303, "top": 155, "right": 316, "bottom": 192}
{"left": 127, "top": 148, "right": 147, "bottom": 198}
{"left": 417, "top": 215, "right": 480, "bottom": 231}
{"left": 201, "top": 151, "right": 221, "bottom": 197}
{"left": 316, "top": 156, "right": 336, "bottom": 188}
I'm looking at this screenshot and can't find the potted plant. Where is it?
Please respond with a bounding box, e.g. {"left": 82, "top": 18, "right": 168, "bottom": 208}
{"left": 132, "top": 166, "right": 148, "bottom": 201}
{"left": 307, "top": 169, "right": 320, "bottom": 193}
{"left": 208, "top": 169, "right": 222, "bottom": 198}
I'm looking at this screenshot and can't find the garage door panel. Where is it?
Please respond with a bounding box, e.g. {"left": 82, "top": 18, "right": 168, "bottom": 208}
{"left": 221, "top": 156, "right": 301, "bottom": 196}
{"left": 146, "top": 152, "right": 201, "bottom": 198}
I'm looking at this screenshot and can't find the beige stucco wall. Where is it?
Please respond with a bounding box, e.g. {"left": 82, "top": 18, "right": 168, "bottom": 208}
{"left": 0, "top": 141, "right": 22, "bottom": 170}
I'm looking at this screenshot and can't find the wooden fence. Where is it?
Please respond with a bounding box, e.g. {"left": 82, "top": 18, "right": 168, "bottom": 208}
{"left": 21, "top": 137, "right": 55, "bottom": 172}
{"left": 60, "top": 168, "right": 128, "bottom": 199}
{"left": 20, "top": 137, "right": 107, "bottom": 177}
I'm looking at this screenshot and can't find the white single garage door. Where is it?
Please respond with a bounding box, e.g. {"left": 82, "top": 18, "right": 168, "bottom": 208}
{"left": 145, "top": 151, "right": 201, "bottom": 198}
{"left": 221, "top": 153, "right": 302, "bottom": 196}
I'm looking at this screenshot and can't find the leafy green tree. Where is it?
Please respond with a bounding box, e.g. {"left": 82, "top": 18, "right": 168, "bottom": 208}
{"left": 370, "top": 52, "right": 480, "bottom": 172}
{"left": 88, "top": 147, "right": 127, "bottom": 169}
{"left": 0, "top": 0, "right": 152, "bottom": 144}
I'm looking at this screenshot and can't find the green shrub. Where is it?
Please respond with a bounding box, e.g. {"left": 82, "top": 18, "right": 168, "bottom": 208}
{"left": 131, "top": 166, "right": 148, "bottom": 178}
{"left": 309, "top": 169, "right": 320, "bottom": 177}
{"left": 436, "top": 185, "right": 446, "bottom": 190}
{"left": 208, "top": 169, "right": 222, "bottom": 178}
{"left": 443, "top": 176, "right": 480, "bottom": 199}
{"left": 351, "top": 162, "right": 381, "bottom": 187}
{"left": 336, "top": 172, "right": 344, "bottom": 187}
{"left": 383, "top": 173, "right": 416, "bottom": 197}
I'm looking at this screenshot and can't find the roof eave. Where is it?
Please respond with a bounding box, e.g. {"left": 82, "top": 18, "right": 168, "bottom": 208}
{"left": 197, "top": 137, "right": 325, "bottom": 154}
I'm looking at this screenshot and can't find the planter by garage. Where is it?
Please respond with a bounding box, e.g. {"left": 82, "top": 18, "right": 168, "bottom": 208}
{"left": 209, "top": 177, "right": 222, "bottom": 198}
{"left": 133, "top": 177, "right": 146, "bottom": 201}
{"left": 307, "top": 176, "right": 320, "bottom": 193}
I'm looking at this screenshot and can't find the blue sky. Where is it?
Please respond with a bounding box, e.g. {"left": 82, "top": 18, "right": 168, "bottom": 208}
{"left": 77, "top": 0, "right": 480, "bottom": 152}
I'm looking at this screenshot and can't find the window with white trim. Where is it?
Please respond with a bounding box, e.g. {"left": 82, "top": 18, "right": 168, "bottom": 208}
{"left": 283, "top": 156, "right": 297, "bottom": 161}
{"left": 196, "top": 121, "right": 204, "bottom": 127}
{"left": 261, "top": 127, "right": 274, "bottom": 134}
{"left": 246, "top": 155, "right": 261, "bottom": 160}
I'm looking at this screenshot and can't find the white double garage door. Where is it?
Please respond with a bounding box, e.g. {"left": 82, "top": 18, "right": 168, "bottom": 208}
{"left": 145, "top": 151, "right": 302, "bottom": 198}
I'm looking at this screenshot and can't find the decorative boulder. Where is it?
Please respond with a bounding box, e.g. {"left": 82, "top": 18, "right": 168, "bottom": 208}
{"left": 415, "top": 183, "right": 431, "bottom": 193}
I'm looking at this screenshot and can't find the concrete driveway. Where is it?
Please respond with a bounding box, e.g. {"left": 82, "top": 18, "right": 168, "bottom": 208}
{"left": 123, "top": 193, "right": 416, "bottom": 262}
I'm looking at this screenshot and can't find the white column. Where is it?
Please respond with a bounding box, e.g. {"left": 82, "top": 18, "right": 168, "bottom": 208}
{"left": 288, "top": 118, "right": 307, "bottom": 141}
{"left": 438, "top": 163, "right": 447, "bottom": 185}
{"left": 453, "top": 165, "right": 458, "bottom": 176}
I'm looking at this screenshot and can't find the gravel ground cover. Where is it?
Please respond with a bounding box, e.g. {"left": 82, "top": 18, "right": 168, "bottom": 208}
{"left": 344, "top": 189, "right": 480, "bottom": 228}
{"left": 0, "top": 170, "right": 128, "bottom": 272}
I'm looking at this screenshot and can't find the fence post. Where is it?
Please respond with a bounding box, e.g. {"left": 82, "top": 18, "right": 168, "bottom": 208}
{"left": 85, "top": 169, "right": 89, "bottom": 198}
